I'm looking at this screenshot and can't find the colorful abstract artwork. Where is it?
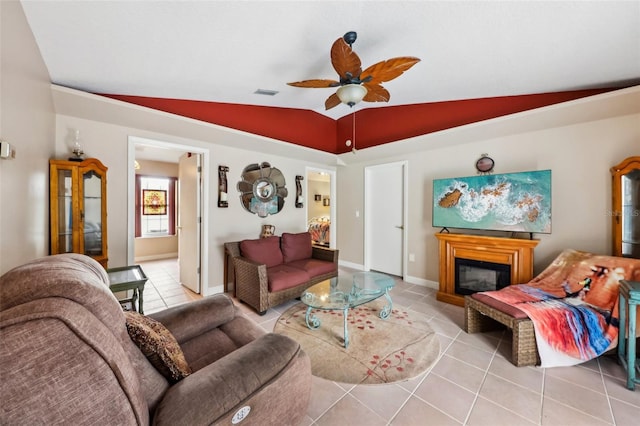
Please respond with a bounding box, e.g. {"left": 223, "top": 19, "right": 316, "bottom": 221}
{"left": 433, "top": 170, "right": 551, "bottom": 233}
{"left": 142, "top": 189, "right": 167, "bottom": 215}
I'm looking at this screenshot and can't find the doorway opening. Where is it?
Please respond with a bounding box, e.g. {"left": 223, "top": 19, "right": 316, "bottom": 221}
{"left": 305, "top": 167, "right": 336, "bottom": 248}
{"left": 127, "top": 136, "right": 210, "bottom": 296}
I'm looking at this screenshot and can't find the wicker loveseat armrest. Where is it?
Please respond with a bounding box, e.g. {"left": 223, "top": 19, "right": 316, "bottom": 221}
{"left": 233, "top": 256, "right": 269, "bottom": 312}
{"left": 223, "top": 241, "right": 241, "bottom": 258}
{"left": 312, "top": 246, "right": 339, "bottom": 263}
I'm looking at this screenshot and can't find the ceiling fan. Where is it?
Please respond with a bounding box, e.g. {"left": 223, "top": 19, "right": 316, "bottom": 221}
{"left": 287, "top": 31, "right": 420, "bottom": 110}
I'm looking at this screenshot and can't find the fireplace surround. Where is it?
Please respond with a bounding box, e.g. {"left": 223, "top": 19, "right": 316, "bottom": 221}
{"left": 435, "top": 233, "right": 539, "bottom": 306}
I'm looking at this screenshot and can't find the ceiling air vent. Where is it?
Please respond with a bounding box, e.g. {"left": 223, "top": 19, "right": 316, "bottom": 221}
{"left": 254, "top": 89, "right": 278, "bottom": 96}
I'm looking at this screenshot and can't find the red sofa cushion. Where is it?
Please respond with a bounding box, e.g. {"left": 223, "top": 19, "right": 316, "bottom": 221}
{"left": 287, "top": 258, "right": 336, "bottom": 278}
{"left": 267, "top": 264, "right": 311, "bottom": 292}
{"left": 240, "top": 236, "right": 283, "bottom": 268}
{"left": 281, "top": 232, "right": 313, "bottom": 263}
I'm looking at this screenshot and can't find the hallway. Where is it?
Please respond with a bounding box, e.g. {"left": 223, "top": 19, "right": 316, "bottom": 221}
{"left": 137, "top": 258, "right": 202, "bottom": 314}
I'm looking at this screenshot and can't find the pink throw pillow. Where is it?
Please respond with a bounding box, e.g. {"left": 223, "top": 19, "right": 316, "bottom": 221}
{"left": 240, "top": 236, "right": 283, "bottom": 267}
{"left": 281, "top": 232, "right": 313, "bottom": 263}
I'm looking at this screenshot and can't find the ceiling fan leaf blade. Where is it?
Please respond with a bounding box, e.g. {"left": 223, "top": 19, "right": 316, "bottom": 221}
{"left": 324, "top": 93, "right": 341, "bottom": 110}
{"left": 362, "top": 84, "right": 390, "bottom": 102}
{"left": 331, "top": 37, "right": 362, "bottom": 80}
{"left": 362, "top": 57, "right": 421, "bottom": 85}
{"left": 287, "top": 79, "right": 339, "bottom": 88}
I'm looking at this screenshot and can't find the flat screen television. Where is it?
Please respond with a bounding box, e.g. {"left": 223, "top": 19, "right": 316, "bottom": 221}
{"left": 433, "top": 170, "right": 551, "bottom": 234}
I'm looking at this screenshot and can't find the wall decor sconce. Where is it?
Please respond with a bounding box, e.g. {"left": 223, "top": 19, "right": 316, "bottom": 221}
{"left": 218, "top": 165, "right": 229, "bottom": 207}
{"left": 295, "top": 175, "right": 304, "bottom": 208}
{"left": 323, "top": 197, "right": 330, "bottom": 207}
{"left": 314, "top": 194, "right": 321, "bottom": 202}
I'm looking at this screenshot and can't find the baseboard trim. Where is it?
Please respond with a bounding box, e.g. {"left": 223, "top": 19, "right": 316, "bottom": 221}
{"left": 338, "top": 260, "right": 364, "bottom": 270}
{"left": 404, "top": 276, "right": 439, "bottom": 290}
{"left": 339, "top": 260, "right": 439, "bottom": 290}
{"left": 134, "top": 253, "right": 178, "bottom": 262}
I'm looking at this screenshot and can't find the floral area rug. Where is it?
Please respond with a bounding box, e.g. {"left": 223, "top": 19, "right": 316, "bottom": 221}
{"left": 273, "top": 299, "right": 440, "bottom": 384}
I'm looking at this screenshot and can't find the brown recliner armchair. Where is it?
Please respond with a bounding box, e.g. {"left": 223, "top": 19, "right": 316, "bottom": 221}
{"left": 0, "top": 254, "right": 311, "bottom": 425}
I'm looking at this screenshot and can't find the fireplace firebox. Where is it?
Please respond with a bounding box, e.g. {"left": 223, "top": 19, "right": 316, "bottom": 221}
{"left": 454, "top": 258, "right": 511, "bottom": 295}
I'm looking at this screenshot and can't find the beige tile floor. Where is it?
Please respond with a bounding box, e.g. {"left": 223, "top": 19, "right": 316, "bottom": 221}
{"left": 140, "top": 259, "right": 640, "bottom": 426}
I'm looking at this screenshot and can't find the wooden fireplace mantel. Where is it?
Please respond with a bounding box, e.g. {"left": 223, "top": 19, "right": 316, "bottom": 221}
{"left": 435, "top": 233, "right": 540, "bottom": 306}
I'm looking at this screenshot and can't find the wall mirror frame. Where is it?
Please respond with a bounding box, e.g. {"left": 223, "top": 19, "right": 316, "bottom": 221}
{"left": 237, "top": 162, "right": 288, "bottom": 218}
{"left": 611, "top": 156, "right": 640, "bottom": 258}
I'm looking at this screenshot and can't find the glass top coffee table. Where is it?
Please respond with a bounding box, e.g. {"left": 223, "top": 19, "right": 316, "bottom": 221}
{"left": 301, "top": 271, "right": 395, "bottom": 348}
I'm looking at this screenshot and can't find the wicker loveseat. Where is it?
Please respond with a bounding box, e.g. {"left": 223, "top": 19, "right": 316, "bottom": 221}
{"left": 225, "top": 232, "right": 338, "bottom": 314}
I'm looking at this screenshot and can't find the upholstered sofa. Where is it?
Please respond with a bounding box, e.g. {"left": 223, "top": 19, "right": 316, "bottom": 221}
{"left": 0, "top": 253, "right": 312, "bottom": 425}
{"left": 225, "top": 232, "right": 338, "bottom": 314}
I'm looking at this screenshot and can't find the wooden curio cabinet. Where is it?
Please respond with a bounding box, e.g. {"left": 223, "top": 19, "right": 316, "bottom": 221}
{"left": 50, "top": 158, "right": 108, "bottom": 267}
{"left": 611, "top": 156, "right": 640, "bottom": 258}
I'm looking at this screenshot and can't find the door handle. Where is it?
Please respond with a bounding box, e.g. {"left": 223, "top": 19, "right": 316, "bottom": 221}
{"left": 395, "top": 225, "right": 404, "bottom": 229}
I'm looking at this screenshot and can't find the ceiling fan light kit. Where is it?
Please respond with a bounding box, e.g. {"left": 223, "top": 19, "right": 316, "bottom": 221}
{"left": 336, "top": 84, "right": 368, "bottom": 107}
{"left": 287, "top": 31, "right": 420, "bottom": 111}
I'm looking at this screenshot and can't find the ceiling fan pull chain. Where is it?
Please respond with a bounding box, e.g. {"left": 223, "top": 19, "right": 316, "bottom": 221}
{"left": 352, "top": 111, "right": 357, "bottom": 154}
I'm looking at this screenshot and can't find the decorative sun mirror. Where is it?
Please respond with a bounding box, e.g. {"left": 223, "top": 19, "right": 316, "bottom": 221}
{"left": 237, "top": 162, "right": 288, "bottom": 217}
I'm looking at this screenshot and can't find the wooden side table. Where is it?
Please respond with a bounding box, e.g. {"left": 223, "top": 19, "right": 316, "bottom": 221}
{"left": 618, "top": 280, "right": 640, "bottom": 390}
{"left": 108, "top": 265, "right": 148, "bottom": 314}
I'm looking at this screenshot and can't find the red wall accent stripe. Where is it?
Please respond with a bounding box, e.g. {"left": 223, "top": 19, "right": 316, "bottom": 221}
{"left": 100, "top": 88, "right": 617, "bottom": 154}
{"left": 335, "top": 89, "right": 614, "bottom": 153}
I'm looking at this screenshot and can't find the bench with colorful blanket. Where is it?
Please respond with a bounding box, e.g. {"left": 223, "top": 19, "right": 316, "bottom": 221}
{"left": 469, "top": 249, "right": 640, "bottom": 367}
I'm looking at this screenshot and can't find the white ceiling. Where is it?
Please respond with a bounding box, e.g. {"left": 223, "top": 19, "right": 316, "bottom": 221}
{"left": 21, "top": 0, "right": 640, "bottom": 125}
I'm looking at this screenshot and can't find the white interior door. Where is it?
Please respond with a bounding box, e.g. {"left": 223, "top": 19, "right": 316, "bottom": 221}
{"left": 365, "top": 162, "right": 406, "bottom": 276}
{"left": 178, "top": 153, "right": 201, "bottom": 293}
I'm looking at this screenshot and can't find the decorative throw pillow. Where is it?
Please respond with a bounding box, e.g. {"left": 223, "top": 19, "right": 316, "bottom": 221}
{"left": 124, "top": 311, "right": 192, "bottom": 383}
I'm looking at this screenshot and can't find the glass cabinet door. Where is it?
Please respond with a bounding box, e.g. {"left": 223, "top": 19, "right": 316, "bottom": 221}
{"left": 82, "top": 170, "right": 103, "bottom": 256}
{"left": 611, "top": 156, "right": 640, "bottom": 259}
{"left": 50, "top": 158, "right": 108, "bottom": 267}
{"left": 621, "top": 169, "right": 640, "bottom": 258}
{"left": 55, "top": 169, "right": 74, "bottom": 254}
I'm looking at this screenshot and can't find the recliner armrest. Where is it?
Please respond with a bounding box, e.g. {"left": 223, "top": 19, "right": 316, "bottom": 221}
{"left": 149, "top": 294, "right": 237, "bottom": 343}
{"left": 152, "top": 333, "right": 304, "bottom": 425}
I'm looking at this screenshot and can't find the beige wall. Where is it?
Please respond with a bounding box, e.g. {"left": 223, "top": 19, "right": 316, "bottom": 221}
{"left": 134, "top": 160, "right": 179, "bottom": 261}
{"left": 0, "top": 1, "right": 55, "bottom": 274}
{"left": 337, "top": 113, "right": 640, "bottom": 285}
{"left": 54, "top": 114, "right": 333, "bottom": 292}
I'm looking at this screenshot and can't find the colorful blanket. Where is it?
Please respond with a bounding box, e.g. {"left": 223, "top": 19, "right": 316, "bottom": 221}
{"left": 481, "top": 249, "right": 640, "bottom": 367}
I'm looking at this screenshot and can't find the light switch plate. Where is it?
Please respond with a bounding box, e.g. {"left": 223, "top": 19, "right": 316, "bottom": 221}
{"left": 0, "top": 141, "right": 11, "bottom": 158}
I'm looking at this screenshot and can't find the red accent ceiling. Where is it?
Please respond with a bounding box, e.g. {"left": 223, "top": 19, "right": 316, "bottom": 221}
{"left": 101, "top": 88, "right": 615, "bottom": 154}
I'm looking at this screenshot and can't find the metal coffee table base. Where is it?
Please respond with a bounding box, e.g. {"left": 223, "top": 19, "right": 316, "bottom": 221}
{"left": 305, "top": 289, "right": 393, "bottom": 348}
